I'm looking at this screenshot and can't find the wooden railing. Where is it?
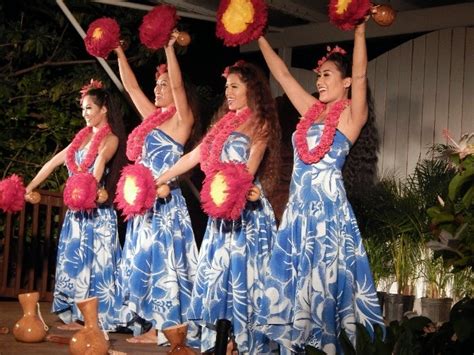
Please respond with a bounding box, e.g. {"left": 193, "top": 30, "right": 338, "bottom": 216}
{"left": 0, "top": 190, "right": 66, "bottom": 301}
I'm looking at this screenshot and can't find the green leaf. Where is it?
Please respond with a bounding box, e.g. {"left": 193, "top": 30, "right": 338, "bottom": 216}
{"left": 431, "top": 211, "right": 455, "bottom": 225}
{"left": 448, "top": 167, "right": 474, "bottom": 201}
{"left": 461, "top": 185, "right": 474, "bottom": 208}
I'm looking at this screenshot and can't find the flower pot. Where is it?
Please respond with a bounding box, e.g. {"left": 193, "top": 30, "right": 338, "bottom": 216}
{"left": 13, "top": 292, "right": 48, "bottom": 343}
{"left": 421, "top": 297, "right": 453, "bottom": 324}
{"left": 69, "top": 297, "right": 109, "bottom": 355}
{"left": 162, "top": 324, "right": 197, "bottom": 354}
{"left": 377, "top": 291, "right": 387, "bottom": 316}
{"left": 384, "top": 293, "right": 415, "bottom": 322}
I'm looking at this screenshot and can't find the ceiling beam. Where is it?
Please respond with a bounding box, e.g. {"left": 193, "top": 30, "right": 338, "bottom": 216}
{"left": 241, "top": 2, "right": 474, "bottom": 51}
{"left": 160, "top": 0, "right": 216, "bottom": 17}
{"left": 266, "top": 0, "right": 327, "bottom": 22}
{"left": 92, "top": 0, "right": 217, "bottom": 22}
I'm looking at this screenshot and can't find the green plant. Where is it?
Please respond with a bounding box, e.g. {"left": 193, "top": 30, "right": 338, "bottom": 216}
{"left": 451, "top": 266, "right": 474, "bottom": 299}
{"left": 427, "top": 132, "right": 474, "bottom": 271}
{"left": 308, "top": 298, "right": 474, "bottom": 355}
{"left": 359, "top": 159, "right": 452, "bottom": 295}
{"left": 363, "top": 238, "right": 393, "bottom": 291}
{"left": 422, "top": 251, "right": 453, "bottom": 298}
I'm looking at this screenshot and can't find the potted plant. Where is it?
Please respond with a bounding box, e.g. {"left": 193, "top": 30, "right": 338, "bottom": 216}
{"left": 420, "top": 251, "right": 453, "bottom": 324}
{"left": 377, "top": 159, "right": 450, "bottom": 322}
{"left": 363, "top": 237, "right": 394, "bottom": 314}
{"left": 451, "top": 266, "right": 474, "bottom": 302}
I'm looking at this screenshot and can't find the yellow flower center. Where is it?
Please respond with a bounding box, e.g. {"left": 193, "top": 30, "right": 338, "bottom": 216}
{"left": 92, "top": 27, "right": 104, "bottom": 40}
{"left": 124, "top": 176, "right": 138, "bottom": 204}
{"left": 210, "top": 172, "right": 228, "bottom": 207}
{"left": 336, "top": 0, "right": 352, "bottom": 14}
{"left": 222, "top": 0, "right": 255, "bottom": 34}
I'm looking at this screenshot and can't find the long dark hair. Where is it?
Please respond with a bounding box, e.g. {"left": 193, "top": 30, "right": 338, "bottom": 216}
{"left": 213, "top": 61, "right": 281, "bottom": 196}
{"left": 85, "top": 88, "right": 127, "bottom": 205}
{"left": 325, "top": 52, "right": 380, "bottom": 195}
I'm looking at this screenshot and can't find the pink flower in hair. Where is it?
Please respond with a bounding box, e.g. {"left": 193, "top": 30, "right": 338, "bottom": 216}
{"left": 314, "top": 45, "right": 347, "bottom": 73}
{"left": 155, "top": 64, "right": 168, "bottom": 79}
{"left": 80, "top": 79, "right": 104, "bottom": 103}
{"left": 221, "top": 60, "right": 246, "bottom": 78}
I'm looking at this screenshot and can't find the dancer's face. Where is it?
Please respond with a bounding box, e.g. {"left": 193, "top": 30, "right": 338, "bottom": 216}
{"left": 154, "top": 73, "right": 174, "bottom": 108}
{"left": 225, "top": 73, "right": 248, "bottom": 112}
{"left": 316, "top": 60, "right": 351, "bottom": 103}
{"left": 81, "top": 95, "right": 107, "bottom": 128}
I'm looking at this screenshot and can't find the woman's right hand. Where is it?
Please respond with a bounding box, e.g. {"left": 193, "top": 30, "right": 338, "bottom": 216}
{"left": 167, "top": 29, "right": 179, "bottom": 48}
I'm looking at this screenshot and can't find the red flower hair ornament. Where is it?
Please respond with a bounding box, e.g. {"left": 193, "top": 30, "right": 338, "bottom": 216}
{"left": 80, "top": 79, "right": 104, "bottom": 104}
{"left": 155, "top": 64, "right": 168, "bottom": 80}
{"left": 221, "top": 60, "right": 246, "bottom": 78}
{"left": 216, "top": 0, "right": 267, "bottom": 47}
{"left": 140, "top": 5, "right": 178, "bottom": 50}
{"left": 314, "top": 45, "right": 347, "bottom": 73}
{"left": 328, "top": 0, "right": 371, "bottom": 31}
{"left": 84, "top": 17, "right": 121, "bottom": 58}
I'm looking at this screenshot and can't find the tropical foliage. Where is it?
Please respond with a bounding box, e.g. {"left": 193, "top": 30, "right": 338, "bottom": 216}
{"left": 427, "top": 132, "right": 474, "bottom": 271}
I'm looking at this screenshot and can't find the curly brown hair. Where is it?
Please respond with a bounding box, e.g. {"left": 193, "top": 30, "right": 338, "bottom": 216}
{"left": 214, "top": 61, "right": 281, "bottom": 196}
{"left": 325, "top": 52, "right": 380, "bottom": 197}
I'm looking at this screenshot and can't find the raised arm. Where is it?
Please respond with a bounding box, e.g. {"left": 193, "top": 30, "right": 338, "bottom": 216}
{"left": 164, "top": 32, "right": 194, "bottom": 134}
{"left": 25, "top": 146, "right": 68, "bottom": 194}
{"left": 155, "top": 144, "right": 201, "bottom": 186}
{"left": 350, "top": 22, "right": 369, "bottom": 128}
{"left": 92, "top": 134, "right": 119, "bottom": 184}
{"left": 114, "top": 45, "right": 156, "bottom": 119}
{"left": 257, "top": 36, "right": 316, "bottom": 116}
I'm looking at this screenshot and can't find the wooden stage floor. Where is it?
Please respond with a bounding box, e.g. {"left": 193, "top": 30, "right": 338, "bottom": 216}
{"left": 0, "top": 300, "right": 179, "bottom": 354}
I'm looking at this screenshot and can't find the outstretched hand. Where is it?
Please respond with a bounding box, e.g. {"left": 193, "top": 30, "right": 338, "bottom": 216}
{"left": 167, "top": 29, "right": 179, "bottom": 47}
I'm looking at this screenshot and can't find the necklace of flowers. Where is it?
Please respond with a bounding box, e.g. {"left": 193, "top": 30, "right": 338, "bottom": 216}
{"left": 295, "top": 99, "right": 350, "bottom": 164}
{"left": 66, "top": 124, "right": 112, "bottom": 174}
{"left": 126, "top": 106, "right": 177, "bottom": 161}
{"left": 200, "top": 107, "right": 253, "bottom": 174}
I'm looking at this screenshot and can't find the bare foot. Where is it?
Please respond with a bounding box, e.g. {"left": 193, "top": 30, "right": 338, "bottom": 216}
{"left": 57, "top": 322, "right": 83, "bottom": 331}
{"left": 126, "top": 328, "right": 157, "bottom": 344}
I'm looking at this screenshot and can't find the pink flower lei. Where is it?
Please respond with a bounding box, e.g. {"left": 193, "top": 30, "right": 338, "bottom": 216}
{"left": 295, "top": 99, "right": 350, "bottom": 164}
{"left": 66, "top": 124, "right": 112, "bottom": 174}
{"left": 126, "top": 106, "right": 177, "bottom": 162}
{"left": 200, "top": 107, "right": 253, "bottom": 173}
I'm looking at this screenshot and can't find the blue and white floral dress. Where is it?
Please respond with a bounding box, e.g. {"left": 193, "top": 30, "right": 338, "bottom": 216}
{"left": 188, "top": 132, "right": 277, "bottom": 354}
{"left": 257, "top": 124, "right": 384, "bottom": 354}
{"left": 53, "top": 148, "right": 122, "bottom": 331}
{"left": 117, "top": 128, "right": 199, "bottom": 345}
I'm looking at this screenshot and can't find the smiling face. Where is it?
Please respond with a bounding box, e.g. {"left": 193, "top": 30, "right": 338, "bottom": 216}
{"left": 225, "top": 73, "right": 248, "bottom": 112}
{"left": 316, "top": 60, "right": 351, "bottom": 103}
{"left": 81, "top": 95, "right": 107, "bottom": 128}
{"left": 154, "top": 73, "right": 174, "bottom": 108}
